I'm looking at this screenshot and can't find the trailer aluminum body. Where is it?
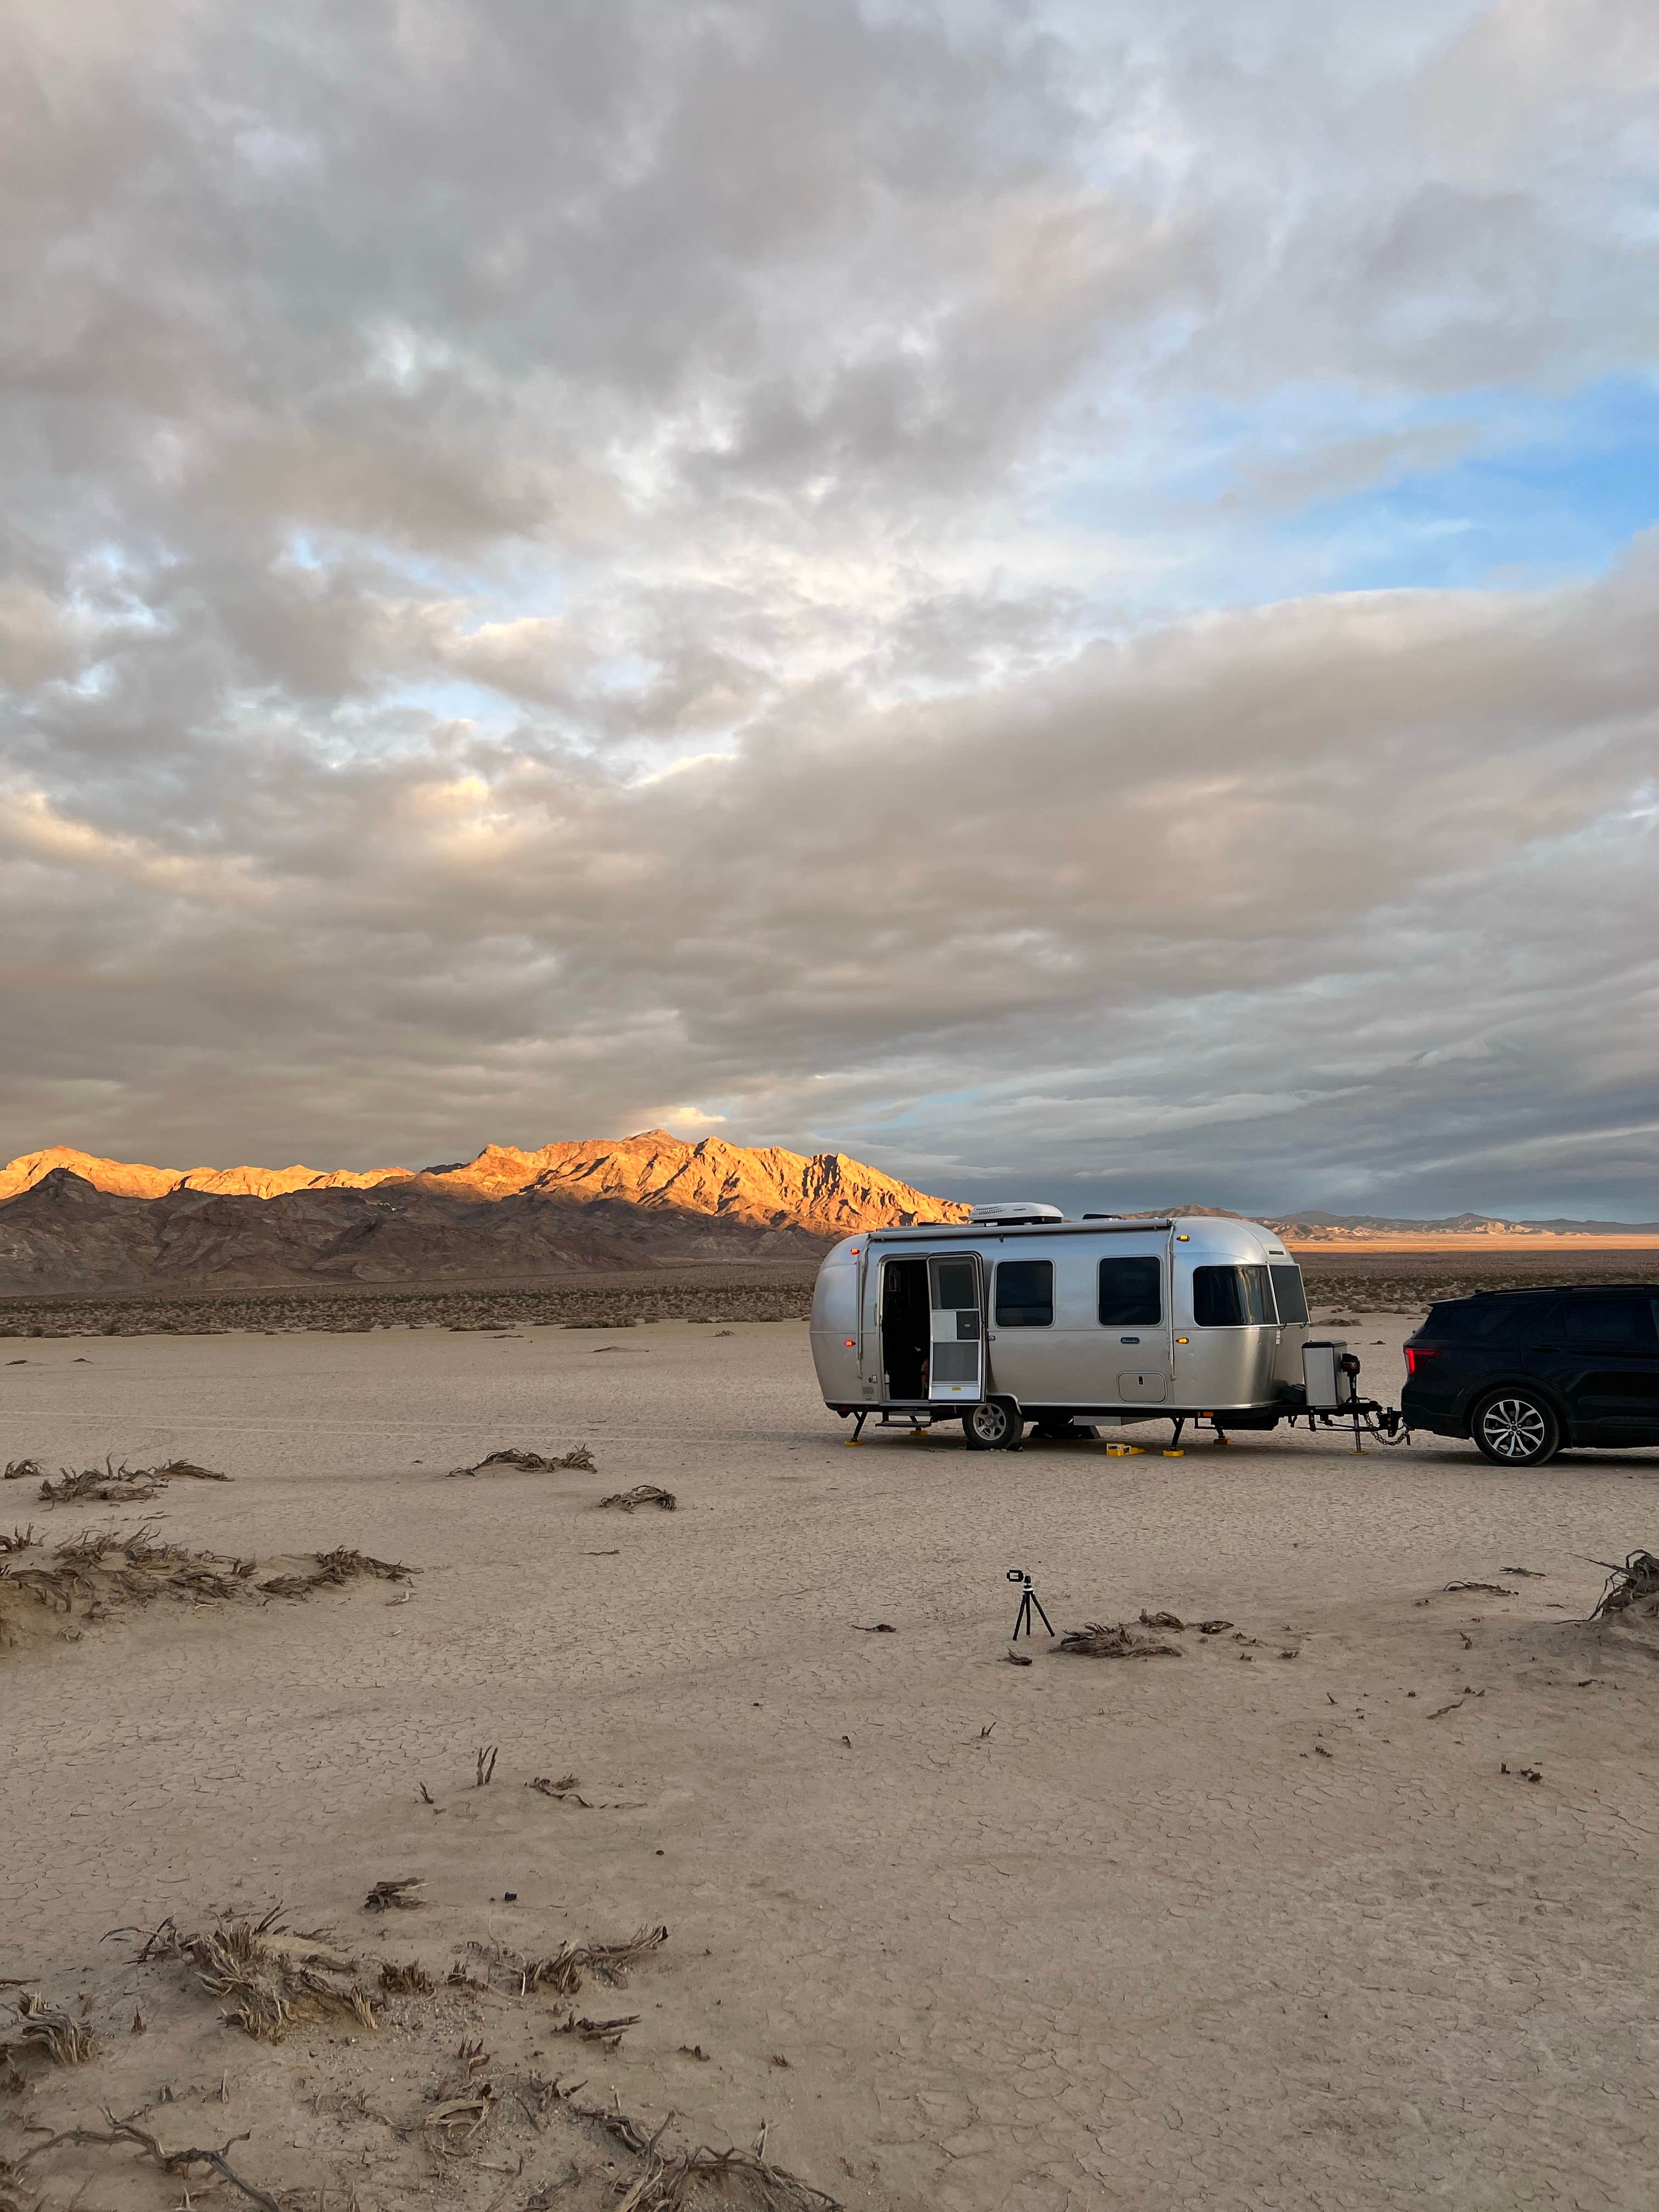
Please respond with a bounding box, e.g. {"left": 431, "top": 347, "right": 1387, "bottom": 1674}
{"left": 810, "top": 1211, "right": 1313, "bottom": 1438}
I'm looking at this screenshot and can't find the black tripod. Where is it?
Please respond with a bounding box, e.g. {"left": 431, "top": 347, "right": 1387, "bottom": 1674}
{"left": 1007, "top": 1569, "right": 1054, "bottom": 1640}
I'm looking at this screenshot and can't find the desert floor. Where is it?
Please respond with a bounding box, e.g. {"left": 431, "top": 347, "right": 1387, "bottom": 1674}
{"left": 3, "top": 1318, "right": 1657, "bottom": 2212}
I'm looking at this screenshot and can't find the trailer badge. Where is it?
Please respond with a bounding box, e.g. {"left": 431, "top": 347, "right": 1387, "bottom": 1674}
{"left": 1006, "top": 1568, "right": 1054, "bottom": 1641}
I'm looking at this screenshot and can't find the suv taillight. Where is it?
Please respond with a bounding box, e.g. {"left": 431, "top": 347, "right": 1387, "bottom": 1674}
{"left": 1404, "top": 1346, "right": 1440, "bottom": 1376}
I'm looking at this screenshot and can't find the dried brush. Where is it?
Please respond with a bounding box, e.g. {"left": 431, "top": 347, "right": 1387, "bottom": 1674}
{"left": 520, "top": 1925, "right": 668, "bottom": 1998}
{"left": 154, "top": 1914, "right": 380, "bottom": 2044}
{"left": 447, "top": 1444, "right": 597, "bottom": 1477}
{"left": 364, "top": 1877, "right": 424, "bottom": 1913}
{"left": 1589, "top": 1549, "right": 1659, "bottom": 1619}
{"left": 578, "top": 2102, "right": 842, "bottom": 2212}
{"left": 378, "top": 1961, "right": 434, "bottom": 1994}
{"left": 2, "top": 1995, "right": 97, "bottom": 2068}
{"left": 1056, "top": 1622, "right": 1183, "bottom": 1659}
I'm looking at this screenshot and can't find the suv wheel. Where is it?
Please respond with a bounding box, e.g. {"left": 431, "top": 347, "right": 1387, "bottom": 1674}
{"left": 963, "top": 1398, "right": 1024, "bottom": 1451}
{"left": 1472, "top": 1391, "right": 1561, "bottom": 1467}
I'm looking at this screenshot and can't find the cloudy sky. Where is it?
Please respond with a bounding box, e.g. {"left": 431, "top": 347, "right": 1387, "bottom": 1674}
{"left": 3, "top": 0, "right": 1657, "bottom": 1217}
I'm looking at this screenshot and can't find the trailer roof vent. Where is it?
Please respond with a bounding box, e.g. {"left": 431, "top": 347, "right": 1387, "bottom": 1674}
{"left": 967, "top": 1201, "right": 1065, "bottom": 1226}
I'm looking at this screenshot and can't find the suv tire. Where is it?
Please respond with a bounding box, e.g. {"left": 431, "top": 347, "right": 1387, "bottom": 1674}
{"left": 963, "top": 1398, "right": 1024, "bottom": 1451}
{"left": 1471, "top": 1390, "right": 1561, "bottom": 1467}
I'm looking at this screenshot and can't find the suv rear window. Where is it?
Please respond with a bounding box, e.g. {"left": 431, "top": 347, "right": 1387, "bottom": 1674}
{"left": 1562, "top": 1296, "right": 1659, "bottom": 1348}
{"left": 1421, "top": 1296, "right": 1554, "bottom": 1343}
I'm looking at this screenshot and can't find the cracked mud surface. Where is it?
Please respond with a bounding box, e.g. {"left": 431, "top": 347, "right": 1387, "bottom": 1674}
{"left": 4, "top": 1317, "right": 1657, "bottom": 2209}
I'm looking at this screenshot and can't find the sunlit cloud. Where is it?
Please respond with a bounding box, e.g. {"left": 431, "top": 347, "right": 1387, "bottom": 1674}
{"left": 2, "top": 0, "right": 1657, "bottom": 1216}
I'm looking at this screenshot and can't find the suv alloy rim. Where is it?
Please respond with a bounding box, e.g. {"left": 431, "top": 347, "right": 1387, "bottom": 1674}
{"left": 1481, "top": 1397, "right": 1548, "bottom": 1460}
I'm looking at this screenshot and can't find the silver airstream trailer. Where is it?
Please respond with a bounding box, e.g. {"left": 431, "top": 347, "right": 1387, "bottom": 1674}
{"left": 810, "top": 1206, "right": 1316, "bottom": 1448}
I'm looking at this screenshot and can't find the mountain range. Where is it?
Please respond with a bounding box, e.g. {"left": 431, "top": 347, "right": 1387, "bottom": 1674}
{"left": 0, "top": 1132, "right": 968, "bottom": 1293}
{"left": 2, "top": 1133, "right": 1655, "bottom": 1294}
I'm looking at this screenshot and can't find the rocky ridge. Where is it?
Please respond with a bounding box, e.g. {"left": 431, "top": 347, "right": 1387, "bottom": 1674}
{"left": 0, "top": 1132, "right": 969, "bottom": 1293}
{"left": 0, "top": 1131, "right": 961, "bottom": 1231}
{"left": 4, "top": 1134, "right": 1654, "bottom": 1296}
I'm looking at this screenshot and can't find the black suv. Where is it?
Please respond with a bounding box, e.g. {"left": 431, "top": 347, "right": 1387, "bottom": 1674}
{"left": 1401, "top": 1285, "right": 1659, "bottom": 1465}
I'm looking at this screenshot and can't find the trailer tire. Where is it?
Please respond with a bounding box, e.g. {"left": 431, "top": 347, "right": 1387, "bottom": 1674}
{"left": 963, "top": 1398, "right": 1024, "bottom": 1451}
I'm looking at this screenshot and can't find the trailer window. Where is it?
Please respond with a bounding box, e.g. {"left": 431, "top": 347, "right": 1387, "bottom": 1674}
{"left": 1098, "top": 1257, "right": 1160, "bottom": 1326}
{"left": 1195, "top": 1265, "right": 1276, "bottom": 1325}
{"left": 1193, "top": 1266, "right": 1244, "bottom": 1325}
{"left": 1269, "top": 1265, "right": 1309, "bottom": 1323}
{"left": 995, "top": 1260, "right": 1053, "bottom": 1328}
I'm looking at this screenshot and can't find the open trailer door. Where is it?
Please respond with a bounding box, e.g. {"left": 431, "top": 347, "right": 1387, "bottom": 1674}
{"left": 927, "top": 1250, "right": 986, "bottom": 1407}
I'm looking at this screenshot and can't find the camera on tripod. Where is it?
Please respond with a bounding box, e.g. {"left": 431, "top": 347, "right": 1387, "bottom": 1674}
{"left": 1006, "top": 1567, "right": 1051, "bottom": 1639}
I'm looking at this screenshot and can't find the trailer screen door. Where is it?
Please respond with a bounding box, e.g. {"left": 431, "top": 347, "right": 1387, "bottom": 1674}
{"left": 928, "top": 1254, "right": 984, "bottom": 1403}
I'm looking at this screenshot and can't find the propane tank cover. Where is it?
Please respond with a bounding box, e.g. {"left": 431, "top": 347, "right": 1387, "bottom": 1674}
{"left": 1303, "top": 1339, "right": 1356, "bottom": 1413}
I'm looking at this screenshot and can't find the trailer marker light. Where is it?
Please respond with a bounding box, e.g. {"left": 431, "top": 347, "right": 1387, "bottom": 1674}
{"left": 1176, "top": 1233, "right": 1189, "bottom": 1242}
{"left": 844, "top": 1339, "right": 855, "bottom": 1348}
{"left": 1176, "top": 1336, "right": 1189, "bottom": 1344}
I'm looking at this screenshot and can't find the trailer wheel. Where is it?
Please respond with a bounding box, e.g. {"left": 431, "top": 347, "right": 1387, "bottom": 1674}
{"left": 964, "top": 1398, "right": 1024, "bottom": 1451}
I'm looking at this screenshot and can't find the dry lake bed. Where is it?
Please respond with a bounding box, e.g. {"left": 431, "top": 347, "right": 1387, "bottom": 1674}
{"left": 3, "top": 1317, "right": 1657, "bottom": 2210}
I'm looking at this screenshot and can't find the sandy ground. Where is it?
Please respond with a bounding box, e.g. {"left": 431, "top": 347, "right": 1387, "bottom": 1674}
{"left": 3, "top": 1318, "right": 1658, "bottom": 2211}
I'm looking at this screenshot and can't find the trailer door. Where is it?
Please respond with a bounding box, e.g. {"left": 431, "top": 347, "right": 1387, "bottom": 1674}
{"left": 928, "top": 1252, "right": 986, "bottom": 1404}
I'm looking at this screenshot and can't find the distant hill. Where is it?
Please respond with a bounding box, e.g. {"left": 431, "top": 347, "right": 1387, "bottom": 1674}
{"left": 3, "top": 1134, "right": 1655, "bottom": 1293}
{"left": 1078, "top": 1204, "right": 1659, "bottom": 1242}
{"left": 1267, "top": 1210, "right": 1659, "bottom": 1240}
{"left": 0, "top": 1132, "right": 969, "bottom": 1293}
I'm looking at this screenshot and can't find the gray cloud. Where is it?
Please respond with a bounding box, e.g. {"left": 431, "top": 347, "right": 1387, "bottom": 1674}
{"left": 2, "top": 0, "right": 1658, "bottom": 1214}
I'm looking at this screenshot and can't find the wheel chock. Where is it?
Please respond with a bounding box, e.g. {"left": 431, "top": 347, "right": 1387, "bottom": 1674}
{"left": 1163, "top": 1448, "right": 1184, "bottom": 1457}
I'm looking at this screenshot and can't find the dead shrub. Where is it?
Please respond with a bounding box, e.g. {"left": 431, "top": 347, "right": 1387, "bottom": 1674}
{"left": 575, "top": 2100, "right": 841, "bottom": 2211}
{"left": 35, "top": 1455, "right": 230, "bottom": 1506}
{"left": 447, "top": 1444, "right": 596, "bottom": 1477}
{"left": 1057, "top": 1622, "right": 1183, "bottom": 1659}
{"left": 3, "top": 1527, "right": 415, "bottom": 1657}
{"left": 519, "top": 1925, "right": 668, "bottom": 1999}
{"left": 1, "top": 1994, "right": 97, "bottom": 2069}
{"left": 364, "top": 1878, "right": 424, "bottom": 1913}
{"left": 140, "top": 1911, "right": 379, "bottom": 2044}
{"left": 1591, "top": 1549, "right": 1659, "bottom": 1620}
{"left": 379, "top": 1961, "right": 435, "bottom": 1994}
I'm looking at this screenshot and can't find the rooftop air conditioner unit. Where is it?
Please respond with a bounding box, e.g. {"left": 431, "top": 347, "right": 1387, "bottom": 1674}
{"left": 967, "top": 1202, "right": 1065, "bottom": 1226}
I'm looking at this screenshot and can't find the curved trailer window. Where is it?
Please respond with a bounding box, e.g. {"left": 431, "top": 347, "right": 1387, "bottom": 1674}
{"left": 1194, "top": 1265, "right": 1277, "bottom": 1325}
{"left": 1269, "top": 1265, "right": 1309, "bottom": 1323}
